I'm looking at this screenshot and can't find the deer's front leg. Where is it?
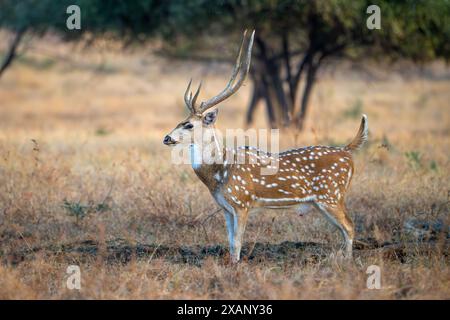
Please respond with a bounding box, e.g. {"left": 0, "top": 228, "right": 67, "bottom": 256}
{"left": 231, "top": 208, "right": 249, "bottom": 263}
{"left": 223, "top": 210, "right": 236, "bottom": 260}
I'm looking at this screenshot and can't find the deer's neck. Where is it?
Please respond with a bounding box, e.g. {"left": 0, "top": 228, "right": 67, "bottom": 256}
{"left": 189, "top": 143, "right": 204, "bottom": 171}
{"left": 189, "top": 129, "right": 226, "bottom": 192}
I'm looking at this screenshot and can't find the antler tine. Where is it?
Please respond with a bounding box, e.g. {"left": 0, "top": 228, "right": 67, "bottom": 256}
{"left": 198, "top": 30, "right": 255, "bottom": 114}
{"left": 244, "top": 30, "right": 255, "bottom": 77}
{"left": 191, "top": 81, "right": 202, "bottom": 110}
{"left": 184, "top": 79, "right": 195, "bottom": 113}
{"left": 224, "top": 29, "right": 247, "bottom": 88}
{"left": 183, "top": 79, "right": 202, "bottom": 113}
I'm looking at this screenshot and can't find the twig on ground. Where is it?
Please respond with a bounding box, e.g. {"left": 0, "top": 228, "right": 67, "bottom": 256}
{"left": 192, "top": 208, "right": 222, "bottom": 225}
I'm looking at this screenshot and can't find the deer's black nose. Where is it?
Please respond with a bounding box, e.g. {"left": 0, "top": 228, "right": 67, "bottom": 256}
{"left": 163, "top": 135, "right": 174, "bottom": 145}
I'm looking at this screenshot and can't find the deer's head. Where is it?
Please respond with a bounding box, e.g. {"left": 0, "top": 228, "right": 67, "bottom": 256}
{"left": 163, "top": 30, "right": 255, "bottom": 147}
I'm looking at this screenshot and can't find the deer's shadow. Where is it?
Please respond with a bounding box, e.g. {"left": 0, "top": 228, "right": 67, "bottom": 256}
{"left": 6, "top": 237, "right": 443, "bottom": 266}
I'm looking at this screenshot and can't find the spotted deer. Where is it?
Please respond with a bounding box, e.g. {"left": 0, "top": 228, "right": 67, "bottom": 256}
{"left": 163, "top": 30, "right": 368, "bottom": 263}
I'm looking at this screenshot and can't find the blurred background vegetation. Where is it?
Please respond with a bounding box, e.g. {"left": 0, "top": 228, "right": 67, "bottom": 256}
{"left": 1, "top": 0, "right": 449, "bottom": 128}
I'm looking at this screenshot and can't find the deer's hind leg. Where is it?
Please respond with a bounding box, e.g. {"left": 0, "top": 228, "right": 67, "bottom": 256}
{"left": 314, "top": 202, "right": 354, "bottom": 257}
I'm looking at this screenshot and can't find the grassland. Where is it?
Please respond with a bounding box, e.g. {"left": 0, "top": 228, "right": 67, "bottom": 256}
{"left": 0, "top": 36, "right": 449, "bottom": 299}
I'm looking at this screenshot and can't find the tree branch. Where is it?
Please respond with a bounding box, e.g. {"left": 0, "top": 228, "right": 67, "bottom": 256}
{"left": 282, "top": 33, "right": 295, "bottom": 109}
{"left": 255, "top": 35, "right": 291, "bottom": 125}
{"left": 292, "top": 50, "right": 313, "bottom": 95}
{"left": 0, "top": 27, "right": 27, "bottom": 78}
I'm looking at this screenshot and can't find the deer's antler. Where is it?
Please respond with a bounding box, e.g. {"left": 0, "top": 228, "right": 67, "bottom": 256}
{"left": 184, "top": 79, "right": 202, "bottom": 114}
{"left": 183, "top": 30, "right": 255, "bottom": 115}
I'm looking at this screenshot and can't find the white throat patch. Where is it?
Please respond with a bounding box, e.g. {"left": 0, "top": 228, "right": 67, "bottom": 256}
{"left": 189, "top": 143, "right": 202, "bottom": 170}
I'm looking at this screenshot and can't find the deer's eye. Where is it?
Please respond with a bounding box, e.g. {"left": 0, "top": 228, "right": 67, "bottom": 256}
{"left": 183, "top": 123, "right": 193, "bottom": 130}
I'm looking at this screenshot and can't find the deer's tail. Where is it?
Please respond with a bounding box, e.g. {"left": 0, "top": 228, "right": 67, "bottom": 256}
{"left": 345, "top": 114, "right": 368, "bottom": 152}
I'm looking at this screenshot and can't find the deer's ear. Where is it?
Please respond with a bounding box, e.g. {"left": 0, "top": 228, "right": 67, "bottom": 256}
{"left": 202, "top": 109, "right": 218, "bottom": 126}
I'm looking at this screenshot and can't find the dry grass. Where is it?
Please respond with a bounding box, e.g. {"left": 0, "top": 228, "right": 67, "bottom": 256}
{"left": 0, "top": 36, "right": 449, "bottom": 299}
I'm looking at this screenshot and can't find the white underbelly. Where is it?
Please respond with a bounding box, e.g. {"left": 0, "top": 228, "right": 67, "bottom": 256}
{"left": 255, "top": 202, "right": 315, "bottom": 216}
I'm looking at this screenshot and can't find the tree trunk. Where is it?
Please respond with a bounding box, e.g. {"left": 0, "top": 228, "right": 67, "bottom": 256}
{"left": 282, "top": 33, "right": 295, "bottom": 113}
{"left": 295, "top": 59, "right": 318, "bottom": 130}
{"left": 245, "top": 38, "right": 323, "bottom": 131}
{"left": 255, "top": 36, "right": 291, "bottom": 126}
{"left": 245, "top": 74, "right": 263, "bottom": 125}
{"left": 259, "top": 73, "right": 277, "bottom": 128}
{"left": 0, "top": 28, "right": 26, "bottom": 78}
